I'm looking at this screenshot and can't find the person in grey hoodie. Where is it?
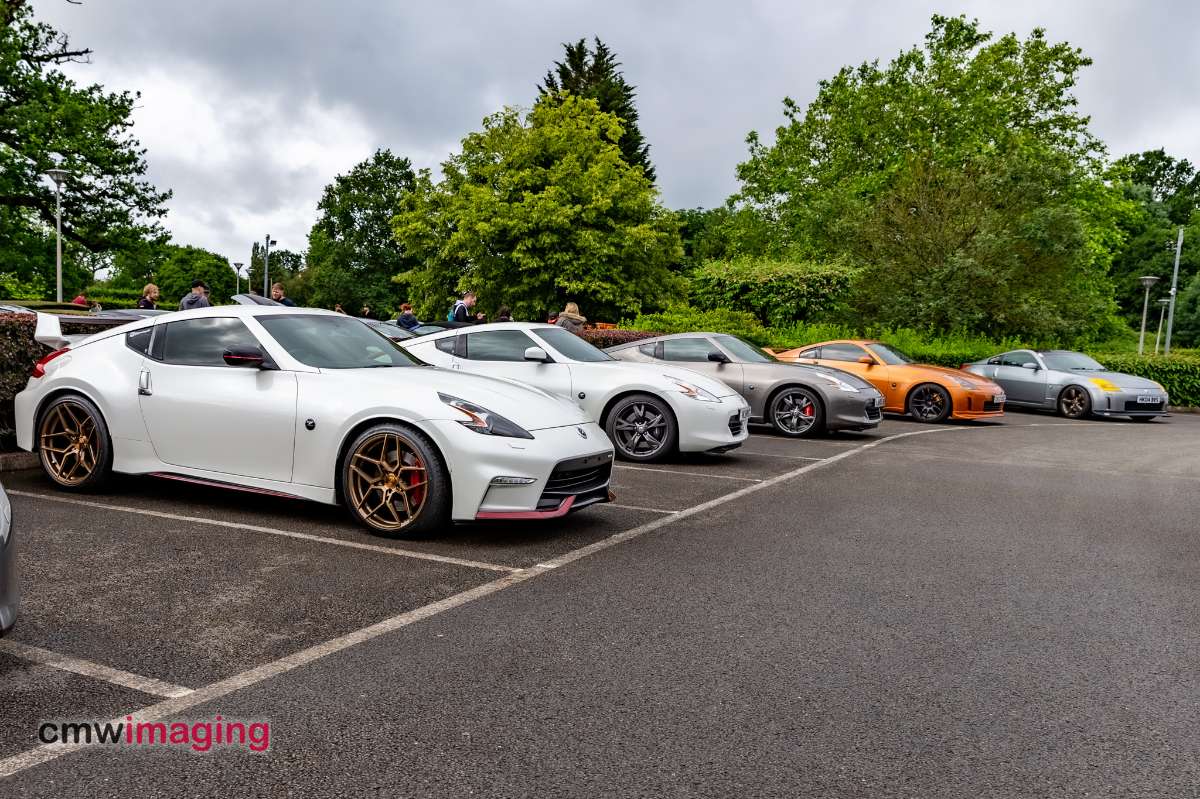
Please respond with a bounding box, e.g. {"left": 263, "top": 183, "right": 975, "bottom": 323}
{"left": 555, "top": 302, "right": 587, "bottom": 334}
{"left": 179, "top": 280, "right": 211, "bottom": 311}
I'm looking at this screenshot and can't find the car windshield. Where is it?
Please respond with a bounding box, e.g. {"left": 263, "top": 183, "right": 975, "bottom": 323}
{"left": 714, "top": 335, "right": 774, "bottom": 363}
{"left": 258, "top": 314, "right": 420, "bottom": 369}
{"left": 1041, "top": 351, "right": 1106, "bottom": 371}
{"left": 866, "top": 343, "right": 915, "bottom": 365}
{"left": 533, "top": 327, "right": 612, "bottom": 362}
{"left": 371, "top": 321, "right": 415, "bottom": 339}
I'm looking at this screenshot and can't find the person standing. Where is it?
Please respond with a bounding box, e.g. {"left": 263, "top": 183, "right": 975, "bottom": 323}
{"left": 137, "top": 284, "right": 159, "bottom": 310}
{"left": 333, "top": 303, "right": 346, "bottom": 314}
{"left": 179, "top": 280, "right": 211, "bottom": 311}
{"left": 71, "top": 291, "right": 88, "bottom": 306}
{"left": 494, "top": 305, "right": 513, "bottom": 322}
{"left": 396, "top": 303, "right": 420, "bottom": 330}
{"left": 555, "top": 302, "right": 587, "bottom": 334}
{"left": 271, "top": 282, "right": 297, "bottom": 307}
{"left": 360, "top": 305, "right": 373, "bottom": 319}
{"left": 448, "top": 291, "right": 478, "bottom": 323}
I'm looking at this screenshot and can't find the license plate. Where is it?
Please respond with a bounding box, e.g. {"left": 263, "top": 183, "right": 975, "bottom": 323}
{"left": 1137, "top": 395, "right": 1161, "bottom": 404}
{"left": 739, "top": 407, "right": 750, "bottom": 421}
{"left": 872, "top": 396, "right": 885, "bottom": 408}
{"left": 993, "top": 394, "right": 1006, "bottom": 404}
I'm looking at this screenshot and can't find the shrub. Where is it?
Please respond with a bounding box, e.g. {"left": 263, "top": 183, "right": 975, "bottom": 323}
{"left": 689, "top": 257, "right": 856, "bottom": 328}
{"left": 578, "top": 328, "right": 658, "bottom": 349}
{"left": 623, "top": 306, "right": 769, "bottom": 345}
{"left": 1089, "top": 353, "right": 1200, "bottom": 408}
{"left": 0, "top": 313, "right": 44, "bottom": 444}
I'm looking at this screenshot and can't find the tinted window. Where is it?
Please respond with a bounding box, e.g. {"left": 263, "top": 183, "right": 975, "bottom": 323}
{"left": 464, "top": 330, "right": 536, "bottom": 361}
{"left": 865, "top": 343, "right": 915, "bottom": 365}
{"left": 638, "top": 342, "right": 657, "bottom": 357}
{"left": 532, "top": 327, "right": 612, "bottom": 362}
{"left": 1041, "top": 351, "right": 1105, "bottom": 371}
{"left": 126, "top": 327, "right": 153, "bottom": 356}
{"left": 798, "top": 348, "right": 821, "bottom": 359}
{"left": 435, "top": 336, "right": 456, "bottom": 354}
{"left": 161, "top": 318, "right": 260, "bottom": 367}
{"left": 821, "top": 343, "right": 868, "bottom": 363}
{"left": 257, "top": 314, "right": 418, "bottom": 369}
{"left": 662, "top": 338, "right": 719, "bottom": 362}
{"left": 714, "top": 335, "right": 774, "bottom": 363}
{"left": 999, "top": 351, "right": 1033, "bottom": 367}
{"left": 371, "top": 321, "right": 415, "bottom": 340}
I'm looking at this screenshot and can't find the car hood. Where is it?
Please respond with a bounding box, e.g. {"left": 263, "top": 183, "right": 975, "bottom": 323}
{"left": 788, "top": 362, "right": 877, "bottom": 392}
{"left": 578, "top": 361, "right": 738, "bottom": 398}
{"left": 334, "top": 365, "right": 590, "bottom": 431}
{"left": 1077, "top": 371, "right": 1165, "bottom": 390}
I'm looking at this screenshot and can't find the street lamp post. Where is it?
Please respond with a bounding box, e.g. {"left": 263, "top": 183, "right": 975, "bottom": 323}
{"left": 262, "top": 236, "right": 277, "bottom": 297}
{"left": 233, "top": 262, "right": 244, "bottom": 295}
{"left": 1154, "top": 298, "right": 1171, "bottom": 355}
{"left": 46, "top": 169, "right": 70, "bottom": 303}
{"left": 1137, "top": 275, "right": 1160, "bottom": 356}
{"left": 1164, "top": 227, "right": 1185, "bottom": 356}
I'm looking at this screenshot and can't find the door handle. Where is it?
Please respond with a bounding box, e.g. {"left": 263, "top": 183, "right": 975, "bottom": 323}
{"left": 138, "top": 369, "right": 152, "bottom": 396}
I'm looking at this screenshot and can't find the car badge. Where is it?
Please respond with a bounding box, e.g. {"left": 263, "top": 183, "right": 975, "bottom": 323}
{"left": 577, "top": 427, "right": 587, "bottom": 439}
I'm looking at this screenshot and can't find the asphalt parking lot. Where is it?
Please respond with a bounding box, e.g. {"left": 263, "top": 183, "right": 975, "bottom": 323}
{"left": 2, "top": 411, "right": 1200, "bottom": 796}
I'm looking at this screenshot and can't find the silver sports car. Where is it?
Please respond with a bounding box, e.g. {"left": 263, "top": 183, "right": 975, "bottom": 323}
{"left": 606, "top": 332, "right": 884, "bottom": 437}
{"left": 964, "top": 349, "right": 1169, "bottom": 421}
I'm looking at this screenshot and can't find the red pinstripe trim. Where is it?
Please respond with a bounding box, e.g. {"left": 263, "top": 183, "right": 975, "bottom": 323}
{"left": 475, "top": 495, "right": 575, "bottom": 520}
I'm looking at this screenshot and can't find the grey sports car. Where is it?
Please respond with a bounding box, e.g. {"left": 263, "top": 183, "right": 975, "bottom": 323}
{"left": 606, "top": 332, "right": 884, "bottom": 437}
{"left": 964, "top": 349, "right": 1169, "bottom": 421}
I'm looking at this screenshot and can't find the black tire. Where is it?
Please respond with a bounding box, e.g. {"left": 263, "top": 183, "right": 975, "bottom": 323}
{"left": 1057, "top": 385, "right": 1092, "bottom": 420}
{"left": 37, "top": 394, "right": 112, "bottom": 490}
{"left": 340, "top": 423, "right": 450, "bottom": 538}
{"left": 604, "top": 394, "right": 678, "bottom": 462}
{"left": 907, "top": 383, "right": 952, "bottom": 423}
{"left": 768, "top": 386, "right": 824, "bottom": 438}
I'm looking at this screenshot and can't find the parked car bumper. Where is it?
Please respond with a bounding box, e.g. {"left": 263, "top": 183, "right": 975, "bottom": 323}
{"left": 0, "top": 485, "right": 16, "bottom": 637}
{"left": 671, "top": 393, "right": 750, "bottom": 453}
{"left": 827, "top": 391, "right": 885, "bottom": 431}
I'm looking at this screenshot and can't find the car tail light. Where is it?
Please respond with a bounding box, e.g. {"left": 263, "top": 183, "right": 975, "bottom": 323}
{"left": 31, "top": 347, "right": 70, "bottom": 378}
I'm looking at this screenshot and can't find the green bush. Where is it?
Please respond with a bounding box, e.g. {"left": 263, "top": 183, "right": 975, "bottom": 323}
{"left": 689, "top": 257, "right": 856, "bottom": 328}
{"left": 82, "top": 287, "right": 142, "bottom": 309}
{"left": 0, "top": 313, "right": 45, "bottom": 444}
{"left": 1089, "top": 354, "right": 1200, "bottom": 408}
{"left": 623, "top": 306, "right": 769, "bottom": 345}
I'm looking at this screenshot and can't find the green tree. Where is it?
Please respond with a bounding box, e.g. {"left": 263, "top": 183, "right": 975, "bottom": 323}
{"left": 305, "top": 149, "right": 417, "bottom": 315}
{"left": 393, "top": 95, "right": 682, "bottom": 322}
{"left": 540, "top": 37, "right": 655, "bottom": 182}
{"left": 1114, "top": 149, "right": 1200, "bottom": 225}
{"left": 247, "top": 242, "right": 305, "bottom": 297}
{"left": 0, "top": 0, "right": 170, "bottom": 294}
{"left": 155, "top": 245, "right": 235, "bottom": 307}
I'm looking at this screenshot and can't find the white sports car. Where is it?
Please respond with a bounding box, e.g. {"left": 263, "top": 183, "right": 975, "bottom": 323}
{"left": 402, "top": 323, "right": 750, "bottom": 462}
{"left": 16, "top": 308, "right": 614, "bottom": 537}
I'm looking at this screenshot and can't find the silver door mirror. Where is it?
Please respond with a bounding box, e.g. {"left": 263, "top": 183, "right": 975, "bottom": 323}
{"left": 1021, "top": 362, "right": 1039, "bottom": 370}
{"left": 524, "top": 346, "right": 551, "bottom": 363}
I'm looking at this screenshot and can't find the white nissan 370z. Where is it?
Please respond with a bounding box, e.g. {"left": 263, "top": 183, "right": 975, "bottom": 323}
{"left": 15, "top": 308, "right": 615, "bottom": 537}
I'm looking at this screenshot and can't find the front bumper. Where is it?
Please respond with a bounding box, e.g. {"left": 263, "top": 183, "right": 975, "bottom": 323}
{"left": 1091, "top": 390, "right": 1170, "bottom": 417}
{"left": 951, "top": 388, "right": 1006, "bottom": 419}
{"left": 827, "top": 391, "right": 884, "bottom": 431}
{"left": 422, "top": 420, "right": 614, "bottom": 521}
{"left": 673, "top": 394, "right": 750, "bottom": 453}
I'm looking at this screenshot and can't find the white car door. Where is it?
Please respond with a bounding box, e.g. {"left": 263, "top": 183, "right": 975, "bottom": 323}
{"left": 138, "top": 317, "right": 298, "bottom": 482}
{"left": 459, "top": 329, "right": 574, "bottom": 399}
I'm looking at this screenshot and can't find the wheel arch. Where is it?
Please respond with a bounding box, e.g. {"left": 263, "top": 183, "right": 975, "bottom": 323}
{"left": 332, "top": 416, "right": 452, "bottom": 508}
{"left": 598, "top": 389, "right": 679, "bottom": 431}
{"left": 763, "top": 381, "right": 826, "bottom": 419}
{"left": 30, "top": 386, "right": 109, "bottom": 452}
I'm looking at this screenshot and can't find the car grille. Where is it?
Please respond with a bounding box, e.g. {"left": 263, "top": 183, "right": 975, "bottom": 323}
{"left": 728, "top": 414, "right": 745, "bottom": 436}
{"left": 982, "top": 400, "right": 1003, "bottom": 411}
{"left": 537, "top": 454, "right": 613, "bottom": 511}
{"left": 865, "top": 405, "right": 882, "bottom": 421}
{"left": 1124, "top": 400, "right": 1164, "bottom": 411}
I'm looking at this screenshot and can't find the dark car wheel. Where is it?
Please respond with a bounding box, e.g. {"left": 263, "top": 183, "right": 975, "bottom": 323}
{"left": 341, "top": 423, "right": 450, "bottom": 538}
{"left": 907, "top": 383, "right": 952, "bottom": 423}
{"left": 37, "top": 394, "right": 112, "bottom": 490}
{"left": 1058, "top": 386, "right": 1092, "bottom": 419}
{"left": 769, "top": 386, "right": 824, "bottom": 438}
{"left": 605, "top": 394, "right": 678, "bottom": 462}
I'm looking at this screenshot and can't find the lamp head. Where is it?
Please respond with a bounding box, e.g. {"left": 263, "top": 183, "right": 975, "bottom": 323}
{"left": 46, "top": 168, "right": 69, "bottom": 185}
{"left": 1139, "top": 275, "right": 1161, "bottom": 289}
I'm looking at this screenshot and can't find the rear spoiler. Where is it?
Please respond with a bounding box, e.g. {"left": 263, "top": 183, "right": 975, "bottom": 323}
{"left": 34, "top": 312, "right": 70, "bottom": 350}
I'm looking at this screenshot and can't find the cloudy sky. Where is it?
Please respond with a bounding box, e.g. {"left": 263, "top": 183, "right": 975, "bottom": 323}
{"left": 36, "top": 0, "right": 1200, "bottom": 263}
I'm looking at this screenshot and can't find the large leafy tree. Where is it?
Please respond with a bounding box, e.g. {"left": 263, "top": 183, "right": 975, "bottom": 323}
{"left": 393, "top": 95, "right": 682, "bottom": 322}
{"left": 154, "top": 244, "right": 235, "bottom": 307}
{"left": 246, "top": 241, "right": 305, "bottom": 297}
{"left": 730, "top": 15, "right": 1126, "bottom": 341}
{"left": 1, "top": 0, "right": 169, "bottom": 294}
{"left": 305, "top": 149, "right": 417, "bottom": 315}
{"left": 540, "top": 37, "right": 654, "bottom": 182}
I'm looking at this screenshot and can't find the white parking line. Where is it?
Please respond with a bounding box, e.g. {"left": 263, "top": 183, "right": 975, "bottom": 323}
{"left": 736, "top": 450, "right": 825, "bottom": 461}
{"left": 613, "top": 465, "right": 761, "bottom": 482}
{"left": 6, "top": 490, "right": 519, "bottom": 575}
{"left": 0, "top": 425, "right": 971, "bottom": 781}
{"left": 603, "top": 502, "right": 679, "bottom": 515}
{"left": 0, "top": 640, "right": 192, "bottom": 699}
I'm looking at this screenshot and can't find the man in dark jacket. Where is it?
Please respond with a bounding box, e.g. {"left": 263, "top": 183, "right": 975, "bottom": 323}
{"left": 449, "top": 291, "right": 482, "bottom": 323}
{"left": 179, "top": 280, "right": 211, "bottom": 310}
{"left": 271, "top": 282, "right": 296, "bottom": 307}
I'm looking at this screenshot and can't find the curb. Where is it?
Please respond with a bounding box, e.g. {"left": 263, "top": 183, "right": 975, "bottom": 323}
{"left": 0, "top": 451, "right": 38, "bottom": 473}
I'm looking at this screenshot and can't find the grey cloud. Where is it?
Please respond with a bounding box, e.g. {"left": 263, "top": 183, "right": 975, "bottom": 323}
{"left": 36, "top": 0, "right": 1200, "bottom": 261}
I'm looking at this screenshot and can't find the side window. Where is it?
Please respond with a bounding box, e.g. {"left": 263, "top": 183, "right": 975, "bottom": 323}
{"left": 662, "top": 338, "right": 718, "bottom": 362}
{"left": 435, "top": 336, "right": 456, "bottom": 354}
{"left": 125, "top": 327, "right": 154, "bottom": 356}
{"left": 160, "top": 318, "right": 260, "bottom": 367}
{"left": 820, "top": 343, "right": 867, "bottom": 362}
{"left": 638, "top": 342, "right": 658, "bottom": 357}
{"left": 999, "top": 351, "right": 1030, "bottom": 367}
{"left": 463, "top": 330, "right": 537, "bottom": 361}
{"left": 798, "top": 348, "right": 821, "bottom": 359}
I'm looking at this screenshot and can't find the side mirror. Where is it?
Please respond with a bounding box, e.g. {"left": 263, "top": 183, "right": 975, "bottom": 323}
{"left": 858, "top": 356, "right": 876, "bottom": 365}
{"left": 1021, "top": 362, "right": 1039, "bottom": 370}
{"left": 524, "top": 346, "right": 551, "bottom": 363}
{"left": 223, "top": 346, "right": 268, "bottom": 368}
{"left": 707, "top": 351, "right": 730, "bottom": 364}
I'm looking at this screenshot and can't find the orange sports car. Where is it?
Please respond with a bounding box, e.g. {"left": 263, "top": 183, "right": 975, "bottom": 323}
{"left": 770, "top": 340, "right": 1006, "bottom": 422}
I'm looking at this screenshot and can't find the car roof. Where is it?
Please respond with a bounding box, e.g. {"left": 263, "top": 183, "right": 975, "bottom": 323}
{"left": 413, "top": 321, "right": 559, "bottom": 340}
{"left": 607, "top": 331, "right": 747, "bottom": 349}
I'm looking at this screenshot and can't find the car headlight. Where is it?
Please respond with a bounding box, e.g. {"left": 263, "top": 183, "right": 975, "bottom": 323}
{"left": 438, "top": 394, "right": 534, "bottom": 439}
{"left": 815, "top": 373, "right": 859, "bottom": 393}
{"left": 1088, "top": 377, "right": 1121, "bottom": 393}
{"left": 665, "top": 376, "right": 720, "bottom": 402}
{"left": 948, "top": 374, "right": 985, "bottom": 389}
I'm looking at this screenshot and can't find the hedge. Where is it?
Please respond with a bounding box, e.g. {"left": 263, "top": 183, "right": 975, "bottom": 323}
{"left": 690, "top": 257, "right": 855, "bottom": 328}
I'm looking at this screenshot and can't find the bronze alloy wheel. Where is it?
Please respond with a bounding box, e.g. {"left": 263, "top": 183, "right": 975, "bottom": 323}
{"left": 346, "top": 431, "right": 431, "bottom": 532}
{"left": 908, "top": 384, "right": 951, "bottom": 423}
{"left": 1059, "top": 385, "right": 1091, "bottom": 419}
{"left": 39, "top": 398, "right": 105, "bottom": 487}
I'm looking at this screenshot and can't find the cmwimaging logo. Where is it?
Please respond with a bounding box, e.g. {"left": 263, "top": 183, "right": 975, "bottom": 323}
{"left": 38, "top": 715, "right": 270, "bottom": 753}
